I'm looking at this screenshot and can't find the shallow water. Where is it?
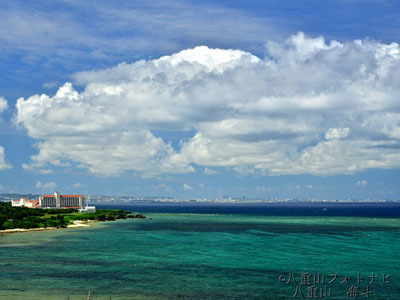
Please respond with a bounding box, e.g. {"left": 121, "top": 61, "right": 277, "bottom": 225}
{"left": 0, "top": 211, "right": 399, "bottom": 299}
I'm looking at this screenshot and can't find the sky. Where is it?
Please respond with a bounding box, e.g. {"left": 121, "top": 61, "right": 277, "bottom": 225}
{"left": 1, "top": 0, "right": 400, "bottom": 200}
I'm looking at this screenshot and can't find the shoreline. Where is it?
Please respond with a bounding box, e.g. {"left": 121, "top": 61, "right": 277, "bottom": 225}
{"left": 0, "top": 220, "right": 94, "bottom": 235}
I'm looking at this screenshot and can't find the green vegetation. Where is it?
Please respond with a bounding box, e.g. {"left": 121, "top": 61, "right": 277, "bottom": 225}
{"left": 0, "top": 202, "right": 141, "bottom": 230}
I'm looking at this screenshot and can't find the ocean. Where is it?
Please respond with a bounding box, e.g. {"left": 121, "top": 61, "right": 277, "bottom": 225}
{"left": 0, "top": 202, "right": 399, "bottom": 299}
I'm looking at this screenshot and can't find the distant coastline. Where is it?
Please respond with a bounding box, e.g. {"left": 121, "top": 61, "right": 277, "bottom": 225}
{"left": 1, "top": 193, "right": 399, "bottom": 204}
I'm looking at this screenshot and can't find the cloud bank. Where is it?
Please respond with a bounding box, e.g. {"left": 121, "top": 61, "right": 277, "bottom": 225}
{"left": 16, "top": 32, "right": 400, "bottom": 176}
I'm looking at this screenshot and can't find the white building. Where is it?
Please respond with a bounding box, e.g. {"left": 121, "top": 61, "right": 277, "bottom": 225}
{"left": 12, "top": 192, "right": 95, "bottom": 212}
{"left": 39, "top": 191, "right": 86, "bottom": 209}
{"left": 12, "top": 198, "right": 28, "bottom": 207}
{"left": 78, "top": 206, "right": 97, "bottom": 213}
{"left": 11, "top": 198, "right": 40, "bottom": 208}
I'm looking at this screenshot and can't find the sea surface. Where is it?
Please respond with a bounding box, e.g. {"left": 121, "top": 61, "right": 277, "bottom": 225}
{"left": 0, "top": 202, "right": 399, "bottom": 299}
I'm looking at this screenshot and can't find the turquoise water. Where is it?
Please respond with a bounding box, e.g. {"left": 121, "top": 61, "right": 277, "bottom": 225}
{"left": 0, "top": 213, "right": 400, "bottom": 299}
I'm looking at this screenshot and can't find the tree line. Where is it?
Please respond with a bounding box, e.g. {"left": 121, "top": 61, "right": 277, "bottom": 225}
{"left": 0, "top": 202, "right": 136, "bottom": 230}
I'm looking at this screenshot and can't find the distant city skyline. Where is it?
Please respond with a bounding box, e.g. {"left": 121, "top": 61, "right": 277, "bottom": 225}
{"left": 1, "top": 0, "right": 400, "bottom": 200}
{"left": 1, "top": 192, "right": 399, "bottom": 204}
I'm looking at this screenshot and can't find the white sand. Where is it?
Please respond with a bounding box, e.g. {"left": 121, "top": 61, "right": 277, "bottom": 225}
{"left": 0, "top": 220, "right": 93, "bottom": 234}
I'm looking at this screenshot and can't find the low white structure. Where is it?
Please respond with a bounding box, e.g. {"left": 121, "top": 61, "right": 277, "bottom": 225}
{"left": 11, "top": 198, "right": 40, "bottom": 208}
{"left": 24, "top": 200, "right": 40, "bottom": 208}
{"left": 12, "top": 198, "right": 28, "bottom": 207}
{"left": 78, "top": 194, "right": 96, "bottom": 212}
{"left": 79, "top": 206, "right": 97, "bottom": 213}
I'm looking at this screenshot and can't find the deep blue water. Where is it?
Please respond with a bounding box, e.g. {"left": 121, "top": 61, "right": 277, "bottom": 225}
{"left": 95, "top": 201, "right": 400, "bottom": 217}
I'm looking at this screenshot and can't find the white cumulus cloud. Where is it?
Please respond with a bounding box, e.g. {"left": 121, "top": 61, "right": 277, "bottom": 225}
{"left": 36, "top": 181, "right": 56, "bottom": 190}
{"left": 325, "top": 128, "right": 350, "bottom": 140}
{"left": 15, "top": 32, "right": 400, "bottom": 177}
{"left": 0, "top": 96, "right": 7, "bottom": 114}
{"left": 183, "top": 183, "right": 193, "bottom": 191}
{"left": 0, "top": 147, "right": 12, "bottom": 170}
{"left": 204, "top": 168, "right": 218, "bottom": 175}
{"left": 356, "top": 180, "right": 368, "bottom": 186}
{"left": 0, "top": 97, "right": 11, "bottom": 170}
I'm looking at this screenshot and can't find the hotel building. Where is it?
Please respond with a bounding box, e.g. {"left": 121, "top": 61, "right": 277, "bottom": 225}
{"left": 39, "top": 191, "right": 86, "bottom": 209}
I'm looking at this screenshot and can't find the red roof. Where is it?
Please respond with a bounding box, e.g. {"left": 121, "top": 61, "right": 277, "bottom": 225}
{"left": 42, "top": 195, "right": 84, "bottom": 197}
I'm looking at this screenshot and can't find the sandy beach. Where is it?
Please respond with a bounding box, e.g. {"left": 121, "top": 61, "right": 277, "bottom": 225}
{"left": 66, "top": 220, "right": 93, "bottom": 228}
{"left": 0, "top": 220, "right": 93, "bottom": 234}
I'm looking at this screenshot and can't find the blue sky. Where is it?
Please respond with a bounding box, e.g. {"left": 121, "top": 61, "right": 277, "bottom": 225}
{"left": 1, "top": 0, "right": 400, "bottom": 199}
